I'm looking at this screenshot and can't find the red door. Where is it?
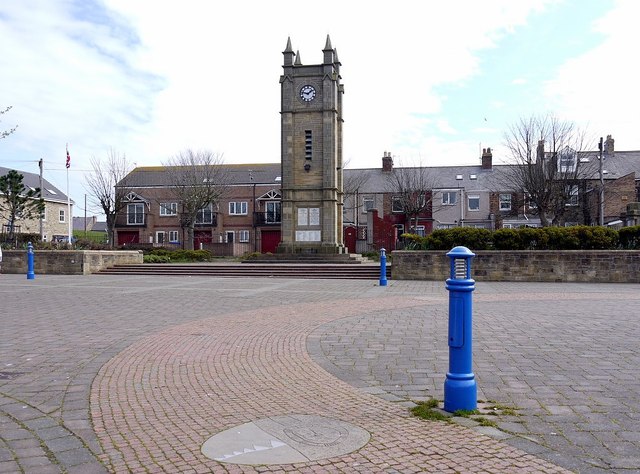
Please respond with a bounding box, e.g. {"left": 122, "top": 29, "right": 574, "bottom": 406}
{"left": 194, "top": 231, "right": 212, "bottom": 249}
{"left": 117, "top": 231, "right": 139, "bottom": 246}
{"left": 261, "top": 230, "right": 281, "bottom": 253}
{"left": 344, "top": 226, "right": 357, "bottom": 253}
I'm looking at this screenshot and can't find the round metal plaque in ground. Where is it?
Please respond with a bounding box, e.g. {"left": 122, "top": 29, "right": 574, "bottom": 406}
{"left": 201, "top": 414, "right": 370, "bottom": 465}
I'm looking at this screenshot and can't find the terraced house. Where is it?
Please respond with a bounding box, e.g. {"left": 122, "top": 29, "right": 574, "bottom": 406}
{"left": 113, "top": 163, "right": 282, "bottom": 255}
{"left": 113, "top": 136, "right": 640, "bottom": 255}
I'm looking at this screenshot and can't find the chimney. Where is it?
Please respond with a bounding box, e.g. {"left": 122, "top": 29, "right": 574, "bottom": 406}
{"left": 605, "top": 135, "right": 614, "bottom": 156}
{"left": 382, "top": 151, "right": 393, "bottom": 172}
{"left": 481, "top": 147, "right": 492, "bottom": 170}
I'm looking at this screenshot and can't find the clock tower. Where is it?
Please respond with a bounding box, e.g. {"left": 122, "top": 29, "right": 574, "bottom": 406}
{"left": 278, "top": 35, "right": 345, "bottom": 254}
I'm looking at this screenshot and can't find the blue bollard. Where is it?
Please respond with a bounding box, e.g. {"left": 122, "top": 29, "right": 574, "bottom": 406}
{"left": 27, "top": 242, "right": 35, "bottom": 280}
{"left": 443, "top": 246, "right": 476, "bottom": 412}
{"left": 379, "top": 248, "right": 387, "bottom": 286}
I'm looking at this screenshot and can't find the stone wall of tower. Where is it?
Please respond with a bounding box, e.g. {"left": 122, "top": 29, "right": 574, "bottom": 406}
{"left": 278, "top": 36, "right": 344, "bottom": 254}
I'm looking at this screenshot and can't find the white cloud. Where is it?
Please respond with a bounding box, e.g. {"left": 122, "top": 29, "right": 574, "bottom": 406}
{"left": 544, "top": 0, "right": 640, "bottom": 148}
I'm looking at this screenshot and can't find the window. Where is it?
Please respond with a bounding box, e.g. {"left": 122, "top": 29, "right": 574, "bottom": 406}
{"left": 437, "top": 223, "right": 457, "bottom": 229}
{"left": 238, "top": 230, "right": 250, "bottom": 242}
{"left": 468, "top": 195, "right": 480, "bottom": 211}
{"left": 169, "top": 231, "right": 179, "bottom": 243}
{"left": 156, "top": 231, "right": 165, "bottom": 244}
{"left": 225, "top": 231, "right": 234, "bottom": 243}
{"left": 59, "top": 209, "right": 65, "bottom": 223}
{"left": 265, "top": 201, "right": 281, "bottom": 223}
{"left": 411, "top": 225, "right": 426, "bottom": 237}
{"left": 305, "top": 130, "right": 312, "bottom": 160}
{"left": 159, "top": 202, "right": 177, "bottom": 216}
{"left": 502, "top": 223, "right": 513, "bottom": 229}
{"left": 196, "top": 203, "right": 213, "bottom": 224}
{"left": 362, "top": 198, "right": 374, "bottom": 213}
{"left": 526, "top": 193, "right": 538, "bottom": 209}
{"left": 229, "top": 201, "right": 248, "bottom": 215}
{"left": 499, "top": 194, "right": 512, "bottom": 211}
{"left": 442, "top": 191, "right": 457, "bottom": 205}
{"left": 566, "top": 185, "right": 579, "bottom": 206}
{"left": 558, "top": 147, "right": 577, "bottom": 172}
{"left": 127, "top": 203, "right": 144, "bottom": 224}
{"left": 391, "top": 197, "right": 403, "bottom": 213}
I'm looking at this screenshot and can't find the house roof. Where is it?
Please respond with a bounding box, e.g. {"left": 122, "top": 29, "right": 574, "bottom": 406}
{"left": 118, "top": 163, "right": 282, "bottom": 188}
{"left": 0, "top": 166, "right": 72, "bottom": 203}
{"left": 345, "top": 149, "right": 640, "bottom": 194}
{"left": 344, "top": 164, "right": 501, "bottom": 194}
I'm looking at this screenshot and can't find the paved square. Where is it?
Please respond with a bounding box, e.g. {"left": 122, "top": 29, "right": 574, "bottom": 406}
{"left": 0, "top": 274, "right": 637, "bottom": 473}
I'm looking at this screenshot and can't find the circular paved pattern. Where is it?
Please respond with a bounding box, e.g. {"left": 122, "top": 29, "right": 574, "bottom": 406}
{"left": 91, "top": 295, "right": 568, "bottom": 473}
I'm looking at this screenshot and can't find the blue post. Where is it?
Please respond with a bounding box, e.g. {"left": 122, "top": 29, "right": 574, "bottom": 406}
{"left": 379, "top": 248, "right": 387, "bottom": 286}
{"left": 444, "top": 246, "right": 476, "bottom": 412}
{"left": 27, "top": 242, "right": 35, "bottom": 280}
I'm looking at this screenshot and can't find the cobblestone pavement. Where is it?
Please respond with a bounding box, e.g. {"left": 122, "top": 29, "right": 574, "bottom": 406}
{"left": 308, "top": 281, "right": 640, "bottom": 474}
{"left": 0, "top": 275, "right": 636, "bottom": 473}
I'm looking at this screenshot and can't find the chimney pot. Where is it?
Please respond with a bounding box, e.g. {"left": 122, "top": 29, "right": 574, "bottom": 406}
{"left": 481, "top": 147, "right": 493, "bottom": 170}
{"left": 382, "top": 152, "right": 393, "bottom": 172}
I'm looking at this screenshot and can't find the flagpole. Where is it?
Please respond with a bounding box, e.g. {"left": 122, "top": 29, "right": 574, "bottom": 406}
{"left": 66, "top": 144, "right": 72, "bottom": 247}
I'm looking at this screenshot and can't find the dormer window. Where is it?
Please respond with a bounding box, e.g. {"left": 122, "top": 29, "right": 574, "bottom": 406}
{"left": 558, "top": 147, "right": 577, "bottom": 173}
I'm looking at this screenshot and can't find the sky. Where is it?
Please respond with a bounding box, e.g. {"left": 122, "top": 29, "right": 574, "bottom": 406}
{"left": 1, "top": 0, "right": 639, "bottom": 217}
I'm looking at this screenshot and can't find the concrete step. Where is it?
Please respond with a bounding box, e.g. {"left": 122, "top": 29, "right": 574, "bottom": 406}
{"left": 98, "top": 263, "right": 391, "bottom": 280}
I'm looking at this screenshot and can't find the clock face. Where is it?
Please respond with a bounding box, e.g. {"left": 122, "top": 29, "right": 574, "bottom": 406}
{"left": 300, "top": 85, "right": 316, "bottom": 102}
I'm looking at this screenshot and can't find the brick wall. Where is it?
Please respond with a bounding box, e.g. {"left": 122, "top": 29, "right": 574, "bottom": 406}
{"left": 392, "top": 250, "right": 640, "bottom": 283}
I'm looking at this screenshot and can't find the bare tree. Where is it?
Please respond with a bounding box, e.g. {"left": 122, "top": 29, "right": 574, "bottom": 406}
{"left": 1, "top": 106, "right": 18, "bottom": 139}
{"left": 497, "top": 114, "right": 596, "bottom": 226}
{"left": 342, "top": 169, "right": 371, "bottom": 223}
{"left": 164, "top": 149, "right": 229, "bottom": 250}
{"left": 385, "top": 158, "right": 437, "bottom": 233}
{"left": 85, "top": 150, "right": 133, "bottom": 248}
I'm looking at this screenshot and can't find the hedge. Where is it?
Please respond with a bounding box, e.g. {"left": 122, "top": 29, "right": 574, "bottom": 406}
{"left": 402, "top": 225, "right": 624, "bottom": 251}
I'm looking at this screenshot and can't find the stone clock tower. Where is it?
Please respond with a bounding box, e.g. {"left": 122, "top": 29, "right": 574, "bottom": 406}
{"left": 278, "top": 35, "right": 345, "bottom": 254}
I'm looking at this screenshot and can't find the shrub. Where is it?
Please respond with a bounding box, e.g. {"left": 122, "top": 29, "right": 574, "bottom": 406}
{"left": 425, "top": 228, "right": 492, "bottom": 250}
{"left": 144, "top": 254, "right": 171, "bottom": 263}
{"left": 619, "top": 226, "right": 640, "bottom": 249}
{"left": 170, "top": 249, "right": 212, "bottom": 262}
{"left": 541, "top": 226, "right": 580, "bottom": 250}
{"left": 400, "top": 233, "right": 427, "bottom": 250}
{"left": 573, "top": 226, "right": 618, "bottom": 250}
{"left": 492, "top": 228, "right": 523, "bottom": 250}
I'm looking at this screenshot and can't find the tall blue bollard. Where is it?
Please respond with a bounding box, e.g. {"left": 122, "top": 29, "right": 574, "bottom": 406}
{"left": 444, "top": 246, "right": 476, "bottom": 412}
{"left": 27, "top": 242, "right": 35, "bottom": 280}
{"left": 379, "top": 248, "right": 387, "bottom": 286}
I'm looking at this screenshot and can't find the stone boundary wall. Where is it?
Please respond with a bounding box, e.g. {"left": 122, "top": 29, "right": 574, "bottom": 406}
{"left": 391, "top": 250, "right": 640, "bottom": 283}
{"left": 1, "top": 250, "right": 143, "bottom": 275}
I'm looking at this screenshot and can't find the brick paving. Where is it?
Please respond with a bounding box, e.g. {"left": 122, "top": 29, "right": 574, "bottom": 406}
{"left": 0, "top": 274, "right": 637, "bottom": 472}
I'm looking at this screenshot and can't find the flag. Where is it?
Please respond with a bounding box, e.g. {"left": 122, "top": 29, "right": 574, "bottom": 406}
{"left": 66, "top": 146, "right": 71, "bottom": 169}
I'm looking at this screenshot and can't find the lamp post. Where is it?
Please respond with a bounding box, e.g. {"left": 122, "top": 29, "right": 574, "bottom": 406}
{"left": 598, "top": 137, "right": 604, "bottom": 226}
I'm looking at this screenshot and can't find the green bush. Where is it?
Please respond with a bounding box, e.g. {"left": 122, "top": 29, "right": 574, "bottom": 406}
{"left": 492, "top": 228, "right": 524, "bottom": 250}
{"left": 400, "top": 233, "right": 428, "bottom": 250}
{"left": 424, "top": 228, "right": 492, "bottom": 250}
{"left": 144, "top": 254, "right": 171, "bottom": 263}
{"left": 619, "top": 226, "right": 640, "bottom": 249}
{"left": 409, "top": 225, "right": 623, "bottom": 251}
{"left": 573, "top": 226, "right": 618, "bottom": 250}
{"left": 143, "top": 248, "right": 212, "bottom": 262}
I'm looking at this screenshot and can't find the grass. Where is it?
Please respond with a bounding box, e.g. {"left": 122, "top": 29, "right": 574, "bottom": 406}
{"left": 410, "top": 399, "right": 450, "bottom": 422}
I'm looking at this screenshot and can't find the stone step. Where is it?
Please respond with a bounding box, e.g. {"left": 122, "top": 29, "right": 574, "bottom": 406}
{"left": 98, "top": 263, "right": 390, "bottom": 280}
